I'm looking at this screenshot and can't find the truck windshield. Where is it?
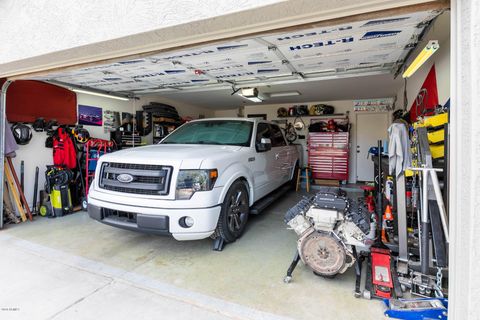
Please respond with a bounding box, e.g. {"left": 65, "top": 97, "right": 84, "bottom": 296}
{"left": 161, "top": 120, "right": 253, "bottom": 147}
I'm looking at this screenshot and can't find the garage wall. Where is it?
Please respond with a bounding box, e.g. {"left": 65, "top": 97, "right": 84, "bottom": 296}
{"left": 395, "top": 11, "right": 450, "bottom": 110}
{"left": 9, "top": 93, "right": 212, "bottom": 210}
{"left": 215, "top": 100, "right": 392, "bottom": 183}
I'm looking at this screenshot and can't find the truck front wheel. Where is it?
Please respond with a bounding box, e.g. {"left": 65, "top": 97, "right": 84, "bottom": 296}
{"left": 216, "top": 181, "right": 250, "bottom": 243}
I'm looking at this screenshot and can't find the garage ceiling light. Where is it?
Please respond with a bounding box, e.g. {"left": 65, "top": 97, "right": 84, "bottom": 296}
{"left": 238, "top": 87, "right": 263, "bottom": 103}
{"left": 71, "top": 88, "right": 130, "bottom": 101}
{"left": 240, "top": 96, "right": 263, "bottom": 103}
{"left": 266, "top": 91, "right": 301, "bottom": 98}
{"left": 402, "top": 40, "right": 439, "bottom": 78}
{"left": 240, "top": 88, "right": 257, "bottom": 97}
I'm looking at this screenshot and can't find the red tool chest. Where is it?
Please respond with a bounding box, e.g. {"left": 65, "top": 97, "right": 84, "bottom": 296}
{"left": 308, "top": 132, "right": 349, "bottom": 181}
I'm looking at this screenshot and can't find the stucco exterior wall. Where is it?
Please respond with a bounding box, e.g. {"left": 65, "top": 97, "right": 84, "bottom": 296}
{"left": 0, "top": 0, "right": 281, "bottom": 64}
{"left": 449, "top": 0, "right": 480, "bottom": 318}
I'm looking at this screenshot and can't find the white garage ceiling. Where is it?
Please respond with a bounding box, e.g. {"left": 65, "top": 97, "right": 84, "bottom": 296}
{"left": 35, "top": 9, "right": 443, "bottom": 107}
{"left": 158, "top": 73, "right": 404, "bottom": 109}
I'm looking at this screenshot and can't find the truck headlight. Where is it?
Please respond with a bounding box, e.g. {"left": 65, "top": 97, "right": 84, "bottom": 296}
{"left": 176, "top": 169, "right": 218, "bottom": 200}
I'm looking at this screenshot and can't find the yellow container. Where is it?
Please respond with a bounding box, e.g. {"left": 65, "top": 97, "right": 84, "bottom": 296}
{"left": 414, "top": 113, "right": 449, "bottom": 129}
{"left": 424, "top": 112, "right": 448, "bottom": 127}
{"left": 428, "top": 129, "right": 445, "bottom": 144}
{"left": 430, "top": 144, "right": 445, "bottom": 159}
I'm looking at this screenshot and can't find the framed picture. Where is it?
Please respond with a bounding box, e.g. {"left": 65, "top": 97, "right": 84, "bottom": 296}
{"left": 78, "top": 105, "right": 103, "bottom": 126}
{"left": 247, "top": 114, "right": 267, "bottom": 120}
{"left": 103, "top": 110, "right": 120, "bottom": 133}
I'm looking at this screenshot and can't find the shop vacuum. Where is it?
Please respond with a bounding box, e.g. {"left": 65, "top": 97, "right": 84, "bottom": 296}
{"left": 39, "top": 166, "right": 73, "bottom": 218}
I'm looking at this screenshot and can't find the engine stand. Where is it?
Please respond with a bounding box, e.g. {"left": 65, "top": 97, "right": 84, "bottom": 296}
{"left": 284, "top": 250, "right": 301, "bottom": 283}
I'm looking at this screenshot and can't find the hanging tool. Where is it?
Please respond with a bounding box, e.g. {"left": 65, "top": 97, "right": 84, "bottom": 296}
{"left": 6, "top": 157, "right": 33, "bottom": 220}
{"left": 73, "top": 148, "right": 88, "bottom": 210}
{"left": 20, "top": 160, "right": 24, "bottom": 193}
{"left": 4, "top": 161, "right": 27, "bottom": 222}
{"left": 32, "top": 166, "right": 39, "bottom": 214}
{"left": 375, "top": 140, "right": 384, "bottom": 241}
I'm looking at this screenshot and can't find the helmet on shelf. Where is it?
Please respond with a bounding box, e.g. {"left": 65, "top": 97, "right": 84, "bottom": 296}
{"left": 11, "top": 123, "right": 33, "bottom": 145}
{"left": 32, "top": 118, "right": 46, "bottom": 132}
{"left": 277, "top": 107, "right": 288, "bottom": 117}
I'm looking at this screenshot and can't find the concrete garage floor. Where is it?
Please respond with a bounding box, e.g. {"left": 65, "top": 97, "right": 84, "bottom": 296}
{"left": 0, "top": 191, "right": 385, "bottom": 320}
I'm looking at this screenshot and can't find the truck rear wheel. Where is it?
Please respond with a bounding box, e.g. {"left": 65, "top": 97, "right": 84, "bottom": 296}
{"left": 216, "top": 181, "right": 249, "bottom": 243}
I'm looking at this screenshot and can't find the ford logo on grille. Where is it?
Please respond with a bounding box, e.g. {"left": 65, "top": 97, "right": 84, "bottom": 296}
{"left": 117, "top": 173, "right": 134, "bottom": 183}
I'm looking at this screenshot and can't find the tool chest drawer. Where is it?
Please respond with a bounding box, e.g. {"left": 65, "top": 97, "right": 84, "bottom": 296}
{"left": 308, "top": 132, "right": 349, "bottom": 181}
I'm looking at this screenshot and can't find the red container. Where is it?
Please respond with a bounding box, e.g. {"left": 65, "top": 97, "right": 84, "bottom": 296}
{"left": 308, "top": 132, "right": 349, "bottom": 181}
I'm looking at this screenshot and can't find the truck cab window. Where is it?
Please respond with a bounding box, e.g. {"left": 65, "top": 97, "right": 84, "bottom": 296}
{"left": 256, "top": 123, "right": 272, "bottom": 144}
{"left": 270, "top": 124, "right": 286, "bottom": 147}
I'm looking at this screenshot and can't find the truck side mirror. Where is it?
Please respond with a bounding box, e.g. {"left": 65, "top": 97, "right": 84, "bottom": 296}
{"left": 256, "top": 137, "right": 272, "bottom": 152}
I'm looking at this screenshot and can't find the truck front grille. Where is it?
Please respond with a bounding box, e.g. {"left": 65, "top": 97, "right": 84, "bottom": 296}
{"left": 99, "top": 162, "right": 172, "bottom": 195}
{"left": 103, "top": 208, "right": 137, "bottom": 223}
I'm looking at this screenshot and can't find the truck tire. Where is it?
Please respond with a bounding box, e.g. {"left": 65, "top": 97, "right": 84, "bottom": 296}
{"left": 216, "top": 181, "right": 249, "bottom": 243}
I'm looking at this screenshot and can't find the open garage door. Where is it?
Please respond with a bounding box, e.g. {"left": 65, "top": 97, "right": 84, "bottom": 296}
{"left": 7, "top": 1, "right": 479, "bottom": 319}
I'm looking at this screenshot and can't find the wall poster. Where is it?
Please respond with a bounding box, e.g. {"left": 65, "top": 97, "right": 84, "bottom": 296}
{"left": 78, "top": 105, "right": 103, "bottom": 126}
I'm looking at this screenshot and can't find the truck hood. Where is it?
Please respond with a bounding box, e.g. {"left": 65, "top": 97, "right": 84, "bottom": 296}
{"left": 99, "top": 144, "right": 244, "bottom": 169}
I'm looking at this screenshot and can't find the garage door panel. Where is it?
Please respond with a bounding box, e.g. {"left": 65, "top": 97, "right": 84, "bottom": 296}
{"left": 32, "top": 9, "right": 442, "bottom": 93}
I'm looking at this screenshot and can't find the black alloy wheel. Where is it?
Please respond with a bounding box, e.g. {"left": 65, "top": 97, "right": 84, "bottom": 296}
{"left": 216, "top": 181, "right": 250, "bottom": 243}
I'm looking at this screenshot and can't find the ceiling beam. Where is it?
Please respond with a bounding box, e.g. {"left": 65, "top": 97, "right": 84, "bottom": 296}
{"left": 253, "top": 38, "right": 304, "bottom": 78}
{"left": 131, "top": 68, "right": 392, "bottom": 95}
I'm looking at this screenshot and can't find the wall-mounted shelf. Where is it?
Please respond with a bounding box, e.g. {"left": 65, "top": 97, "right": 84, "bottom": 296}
{"left": 277, "top": 113, "right": 346, "bottom": 118}
{"left": 152, "top": 119, "right": 181, "bottom": 143}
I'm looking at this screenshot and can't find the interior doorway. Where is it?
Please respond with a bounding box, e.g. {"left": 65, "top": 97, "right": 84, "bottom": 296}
{"left": 355, "top": 112, "right": 389, "bottom": 182}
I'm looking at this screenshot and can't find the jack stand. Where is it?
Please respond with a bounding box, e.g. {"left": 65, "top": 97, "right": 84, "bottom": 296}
{"left": 212, "top": 237, "right": 226, "bottom": 251}
{"left": 353, "top": 248, "right": 367, "bottom": 298}
{"left": 392, "top": 259, "right": 404, "bottom": 298}
{"left": 284, "top": 250, "right": 301, "bottom": 283}
{"left": 364, "top": 255, "right": 373, "bottom": 299}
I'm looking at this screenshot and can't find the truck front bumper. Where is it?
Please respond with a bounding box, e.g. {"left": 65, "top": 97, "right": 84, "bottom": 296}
{"left": 87, "top": 196, "right": 221, "bottom": 241}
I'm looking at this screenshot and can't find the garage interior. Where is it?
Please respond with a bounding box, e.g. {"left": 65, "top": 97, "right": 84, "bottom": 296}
{"left": 1, "top": 2, "right": 454, "bottom": 320}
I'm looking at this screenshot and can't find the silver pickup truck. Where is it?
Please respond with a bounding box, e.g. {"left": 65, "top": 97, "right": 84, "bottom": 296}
{"left": 88, "top": 118, "right": 299, "bottom": 245}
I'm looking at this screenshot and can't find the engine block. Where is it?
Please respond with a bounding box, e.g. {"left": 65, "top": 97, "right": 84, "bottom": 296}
{"left": 285, "top": 187, "right": 374, "bottom": 276}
